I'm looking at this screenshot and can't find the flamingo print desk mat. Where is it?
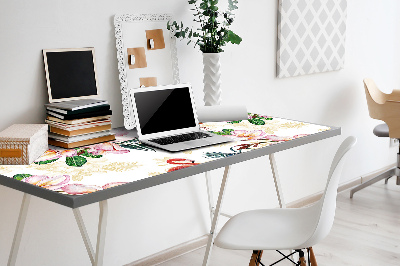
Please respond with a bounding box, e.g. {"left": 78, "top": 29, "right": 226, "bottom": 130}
{"left": 0, "top": 114, "right": 330, "bottom": 195}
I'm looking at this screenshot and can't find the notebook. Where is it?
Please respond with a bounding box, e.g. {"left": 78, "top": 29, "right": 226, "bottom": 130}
{"left": 130, "top": 84, "right": 232, "bottom": 152}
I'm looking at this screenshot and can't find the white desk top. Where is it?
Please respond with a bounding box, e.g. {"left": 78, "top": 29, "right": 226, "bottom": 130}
{"left": 0, "top": 114, "right": 339, "bottom": 208}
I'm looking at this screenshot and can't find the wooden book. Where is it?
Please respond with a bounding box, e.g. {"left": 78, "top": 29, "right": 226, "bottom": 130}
{"left": 48, "top": 135, "right": 115, "bottom": 149}
{"left": 49, "top": 124, "right": 112, "bottom": 137}
{"left": 46, "top": 115, "right": 111, "bottom": 125}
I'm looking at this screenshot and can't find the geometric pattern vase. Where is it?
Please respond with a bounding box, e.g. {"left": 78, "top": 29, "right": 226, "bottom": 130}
{"left": 203, "top": 53, "right": 222, "bottom": 106}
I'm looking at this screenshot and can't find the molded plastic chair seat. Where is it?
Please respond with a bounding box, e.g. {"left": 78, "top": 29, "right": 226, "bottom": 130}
{"left": 215, "top": 137, "right": 357, "bottom": 265}
{"left": 373, "top": 123, "right": 389, "bottom": 137}
{"left": 215, "top": 203, "right": 320, "bottom": 250}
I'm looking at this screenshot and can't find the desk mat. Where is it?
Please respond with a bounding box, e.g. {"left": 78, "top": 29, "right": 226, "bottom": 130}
{"left": 0, "top": 114, "right": 330, "bottom": 195}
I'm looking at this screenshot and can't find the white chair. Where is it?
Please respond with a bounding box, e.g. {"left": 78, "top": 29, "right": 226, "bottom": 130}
{"left": 214, "top": 136, "right": 357, "bottom": 266}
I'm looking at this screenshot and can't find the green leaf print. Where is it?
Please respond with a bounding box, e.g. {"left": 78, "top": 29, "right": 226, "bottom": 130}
{"left": 228, "top": 120, "right": 242, "bottom": 124}
{"left": 34, "top": 158, "right": 59, "bottom": 165}
{"left": 119, "top": 139, "right": 156, "bottom": 152}
{"left": 13, "top": 174, "right": 32, "bottom": 181}
{"left": 65, "top": 156, "right": 87, "bottom": 167}
{"left": 79, "top": 149, "right": 103, "bottom": 158}
{"left": 248, "top": 118, "right": 265, "bottom": 125}
{"left": 211, "top": 129, "right": 234, "bottom": 135}
{"left": 204, "top": 152, "right": 236, "bottom": 158}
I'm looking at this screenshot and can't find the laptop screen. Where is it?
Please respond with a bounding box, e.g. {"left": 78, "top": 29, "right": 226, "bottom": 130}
{"left": 134, "top": 86, "right": 196, "bottom": 135}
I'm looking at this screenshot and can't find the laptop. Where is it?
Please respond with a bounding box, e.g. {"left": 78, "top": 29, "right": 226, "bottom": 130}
{"left": 130, "top": 84, "right": 232, "bottom": 152}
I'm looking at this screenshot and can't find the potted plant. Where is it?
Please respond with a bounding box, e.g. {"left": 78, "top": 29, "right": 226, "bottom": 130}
{"left": 167, "top": 0, "right": 242, "bottom": 106}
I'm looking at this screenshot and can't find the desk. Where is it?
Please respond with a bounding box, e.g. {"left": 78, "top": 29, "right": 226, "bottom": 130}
{"left": 0, "top": 114, "right": 340, "bottom": 266}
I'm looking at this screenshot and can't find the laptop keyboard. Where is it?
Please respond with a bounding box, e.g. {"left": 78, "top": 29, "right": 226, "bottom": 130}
{"left": 149, "top": 132, "right": 212, "bottom": 145}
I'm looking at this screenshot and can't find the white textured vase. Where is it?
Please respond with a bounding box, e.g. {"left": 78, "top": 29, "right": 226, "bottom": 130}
{"left": 202, "top": 53, "right": 222, "bottom": 106}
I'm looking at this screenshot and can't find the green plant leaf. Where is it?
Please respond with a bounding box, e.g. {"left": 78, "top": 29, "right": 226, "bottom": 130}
{"left": 227, "top": 30, "right": 242, "bottom": 44}
{"left": 200, "top": 2, "right": 208, "bottom": 9}
{"left": 66, "top": 156, "right": 87, "bottom": 167}
{"left": 13, "top": 174, "right": 32, "bottom": 181}
{"left": 228, "top": 0, "right": 239, "bottom": 10}
{"left": 210, "top": 5, "right": 218, "bottom": 11}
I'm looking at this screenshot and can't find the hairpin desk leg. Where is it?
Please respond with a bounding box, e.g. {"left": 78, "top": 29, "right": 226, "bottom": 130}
{"left": 205, "top": 171, "right": 214, "bottom": 222}
{"left": 269, "top": 153, "right": 294, "bottom": 261}
{"left": 74, "top": 208, "right": 95, "bottom": 265}
{"left": 95, "top": 200, "right": 108, "bottom": 266}
{"left": 74, "top": 200, "right": 108, "bottom": 266}
{"left": 202, "top": 166, "right": 231, "bottom": 266}
{"left": 269, "top": 153, "right": 286, "bottom": 208}
{"left": 8, "top": 193, "right": 31, "bottom": 266}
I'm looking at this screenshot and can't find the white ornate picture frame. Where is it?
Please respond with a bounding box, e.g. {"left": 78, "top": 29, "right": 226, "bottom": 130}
{"left": 114, "top": 14, "right": 180, "bottom": 129}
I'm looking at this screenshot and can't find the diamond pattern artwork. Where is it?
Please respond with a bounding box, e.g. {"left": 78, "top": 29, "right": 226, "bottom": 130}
{"left": 277, "top": 0, "right": 347, "bottom": 78}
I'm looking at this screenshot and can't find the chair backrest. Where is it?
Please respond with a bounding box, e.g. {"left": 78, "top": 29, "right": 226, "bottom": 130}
{"left": 364, "top": 78, "right": 388, "bottom": 120}
{"left": 363, "top": 78, "right": 400, "bottom": 138}
{"left": 302, "top": 136, "right": 356, "bottom": 248}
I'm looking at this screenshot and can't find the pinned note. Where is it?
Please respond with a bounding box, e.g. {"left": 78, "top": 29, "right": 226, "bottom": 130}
{"left": 145, "top": 29, "right": 165, "bottom": 50}
{"left": 140, "top": 77, "right": 157, "bottom": 87}
{"left": 127, "top": 47, "right": 147, "bottom": 69}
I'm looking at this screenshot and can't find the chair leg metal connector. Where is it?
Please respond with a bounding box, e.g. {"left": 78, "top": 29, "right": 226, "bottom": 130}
{"left": 250, "top": 249, "right": 314, "bottom": 266}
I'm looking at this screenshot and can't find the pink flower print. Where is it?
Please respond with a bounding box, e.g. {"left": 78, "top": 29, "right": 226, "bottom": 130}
{"left": 102, "top": 182, "right": 127, "bottom": 189}
{"left": 60, "top": 149, "right": 78, "bottom": 157}
{"left": 61, "top": 184, "right": 102, "bottom": 195}
{"left": 35, "top": 150, "right": 61, "bottom": 162}
{"left": 231, "top": 130, "right": 268, "bottom": 140}
{"left": 293, "top": 134, "right": 308, "bottom": 139}
{"left": 114, "top": 129, "right": 129, "bottom": 137}
{"left": 263, "top": 135, "right": 291, "bottom": 142}
{"left": 22, "top": 175, "right": 70, "bottom": 191}
{"left": 88, "top": 142, "right": 130, "bottom": 155}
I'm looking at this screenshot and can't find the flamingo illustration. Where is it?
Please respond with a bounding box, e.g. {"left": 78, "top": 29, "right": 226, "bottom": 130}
{"left": 166, "top": 158, "right": 199, "bottom": 172}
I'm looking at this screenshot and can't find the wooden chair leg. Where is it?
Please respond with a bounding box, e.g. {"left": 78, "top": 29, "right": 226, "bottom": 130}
{"left": 308, "top": 247, "right": 318, "bottom": 266}
{"left": 298, "top": 250, "right": 307, "bottom": 266}
{"left": 249, "top": 250, "right": 263, "bottom": 266}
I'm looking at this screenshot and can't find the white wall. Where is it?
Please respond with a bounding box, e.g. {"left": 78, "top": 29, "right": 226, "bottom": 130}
{"left": 0, "top": 0, "right": 400, "bottom": 265}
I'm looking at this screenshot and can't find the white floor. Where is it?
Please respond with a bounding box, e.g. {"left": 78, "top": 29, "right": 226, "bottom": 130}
{"left": 159, "top": 178, "right": 400, "bottom": 266}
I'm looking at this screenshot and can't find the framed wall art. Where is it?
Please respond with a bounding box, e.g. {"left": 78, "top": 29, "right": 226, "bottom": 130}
{"left": 114, "top": 13, "right": 180, "bottom": 129}
{"left": 276, "top": 0, "right": 347, "bottom": 78}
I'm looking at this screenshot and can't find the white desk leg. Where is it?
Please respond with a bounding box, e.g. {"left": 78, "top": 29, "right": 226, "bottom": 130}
{"left": 269, "top": 154, "right": 294, "bottom": 260}
{"left": 205, "top": 171, "right": 214, "bottom": 222}
{"left": 73, "top": 208, "right": 95, "bottom": 265}
{"left": 73, "top": 200, "right": 108, "bottom": 266}
{"left": 202, "top": 166, "right": 231, "bottom": 266}
{"left": 95, "top": 200, "right": 108, "bottom": 266}
{"left": 8, "top": 193, "right": 31, "bottom": 266}
{"left": 269, "top": 154, "right": 286, "bottom": 208}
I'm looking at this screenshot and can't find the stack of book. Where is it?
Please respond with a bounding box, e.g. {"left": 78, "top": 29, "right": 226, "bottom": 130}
{"left": 45, "top": 99, "right": 115, "bottom": 148}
